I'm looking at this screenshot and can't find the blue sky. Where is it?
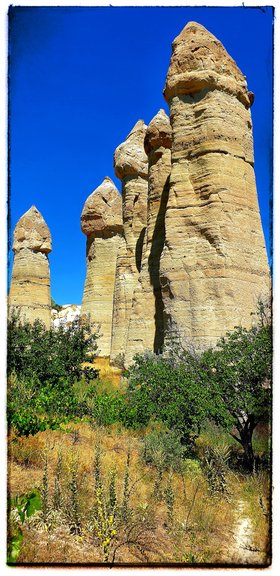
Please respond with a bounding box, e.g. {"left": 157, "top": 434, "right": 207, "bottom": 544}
{"left": 8, "top": 5, "right": 273, "bottom": 305}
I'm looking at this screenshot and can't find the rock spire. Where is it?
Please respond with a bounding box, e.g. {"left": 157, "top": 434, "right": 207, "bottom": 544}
{"left": 110, "top": 120, "right": 148, "bottom": 363}
{"left": 81, "top": 177, "right": 123, "bottom": 356}
{"left": 9, "top": 205, "right": 52, "bottom": 328}
{"left": 160, "top": 21, "right": 270, "bottom": 349}
{"left": 124, "top": 109, "right": 172, "bottom": 364}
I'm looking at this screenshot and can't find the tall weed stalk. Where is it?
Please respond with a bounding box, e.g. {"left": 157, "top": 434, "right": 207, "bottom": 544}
{"left": 53, "top": 449, "right": 63, "bottom": 511}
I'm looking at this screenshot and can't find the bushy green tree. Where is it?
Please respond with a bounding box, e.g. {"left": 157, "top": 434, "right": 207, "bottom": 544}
{"left": 124, "top": 348, "right": 211, "bottom": 448}
{"left": 7, "top": 314, "right": 99, "bottom": 435}
{"left": 7, "top": 313, "right": 98, "bottom": 385}
{"left": 202, "top": 320, "right": 272, "bottom": 470}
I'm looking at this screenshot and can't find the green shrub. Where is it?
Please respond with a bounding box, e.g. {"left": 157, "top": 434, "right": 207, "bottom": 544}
{"left": 124, "top": 349, "right": 210, "bottom": 447}
{"left": 7, "top": 315, "right": 99, "bottom": 436}
{"left": 202, "top": 319, "right": 272, "bottom": 471}
{"left": 7, "top": 372, "right": 88, "bottom": 436}
{"left": 8, "top": 408, "right": 61, "bottom": 437}
{"left": 34, "top": 379, "right": 85, "bottom": 418}
{"left": 7, "top": 313, "right": 98, "bottom": 385}
{"left": 82, "top": 365, "right": 100, "bottom": 383}
{"left": 91, "top": 392, "right": 125, "bottom": 427}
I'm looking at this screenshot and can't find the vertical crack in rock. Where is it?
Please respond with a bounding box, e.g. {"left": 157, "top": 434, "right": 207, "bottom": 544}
{"left": 125, "top": 109, "right": 172, "bottom": 366}
{"left": 161, "top": 21, "right": 270, "bottom": 349}
{"left": 81, "top": 177, "right": 123, "bottom": 356}
{"left": 110, "top": 120, "right": 148, "bottom": 364}
{"left": 9, "top": 205, "right": 52, "bottom": 328}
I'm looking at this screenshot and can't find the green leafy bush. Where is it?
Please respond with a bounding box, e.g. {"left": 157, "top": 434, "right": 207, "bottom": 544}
{"left": 124, "top": 349, "right": 210, "bottom": 447}
{"left": 78, "top": 379, "right": 127, "bottom": 427}
{"left": 8, "top": 410, "right": 51, "bottom": 437}
{"left": 82, "top": 365, "right": 100, "bottom": 383}
{"left": 91, "top": 392, "right": 126, "bottom": 427}
{"left": 7, "top": 313, "right": 98, "bottom": 385}
{"left": 7, "top": 314, "right": 99, "bottom": 435}
{"left": 202, "top": 320, "right": 272, "bottom": 470}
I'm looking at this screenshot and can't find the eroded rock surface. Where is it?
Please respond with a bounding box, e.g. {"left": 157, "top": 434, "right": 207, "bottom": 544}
{"left": 125, "top": 110, "right": 172, "bottom": 365}
{"left": 110, "top": 120, "right": 148, "bottom": 364}
{"left": 160, "top": 21, "right": 270, "bottom": 349}
{"left": 9, "top": 206, "right": 52, "bottom": 328}
{"left": 81, "top": 177, "right": 123, "bottom": 356}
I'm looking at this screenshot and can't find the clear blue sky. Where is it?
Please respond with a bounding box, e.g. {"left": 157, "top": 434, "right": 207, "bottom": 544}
{"left": 8, "top": 5, "right": 273, "bottom": 305}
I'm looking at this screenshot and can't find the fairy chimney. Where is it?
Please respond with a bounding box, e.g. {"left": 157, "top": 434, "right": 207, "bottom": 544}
{"left": 81, "top": 177, "right": 123, "bottom": 356}
{"left": 160, "top": 21, "right": 270, "bottom": 349}
{"left": 9, "top": 206, "right": 52, "bottom": 328}
{"left": 110, "top": 120, "right": 148, "bottom": 364}
{"left": 125, "top": 110, "right": 172, "bottom": 365}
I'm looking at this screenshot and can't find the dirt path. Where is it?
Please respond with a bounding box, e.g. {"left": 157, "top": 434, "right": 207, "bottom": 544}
{"left": 228, "top": 499, "right": 265, "bottom": 565}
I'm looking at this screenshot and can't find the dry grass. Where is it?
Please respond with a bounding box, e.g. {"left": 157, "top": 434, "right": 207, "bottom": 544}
{"left": 7, "top": 421, "right": 271, "bottom": 566}
{"left": 84, "top": 356, "right": 123, "bottom": 388}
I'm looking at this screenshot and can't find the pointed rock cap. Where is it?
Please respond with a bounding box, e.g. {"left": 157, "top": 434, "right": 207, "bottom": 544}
{"left": 144, "top": 109, "right": 172, "bottom": 155}
{"left": 114, "top": 120, "right": 148, "bottom": 180}
{"left": 164, "top": 21, "right": 252, "bottom": 108}
{"left": 81, "top": 176, "right": 123, "bottom": 237}
{"left": 12, "top": 205, "right": 52, "bottom": 254}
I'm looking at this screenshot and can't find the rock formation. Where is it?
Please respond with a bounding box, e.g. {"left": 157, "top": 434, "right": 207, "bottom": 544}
{"left": 9, "top": 205, "right": 52, "bottom": 328}
{"left": 81, "top": 177, "right": 123, "bottom": 356}
{"left": 11, "top": 22, "right": 269, "bottom": 363}
{"left": 160, "top": 21, "right": 270, "bottom": 349}
{"left": 124, "top": 110, "right": 172, "bottom": 365}
{"left": 110, "top": 120, "right": 148, "bottom": 364}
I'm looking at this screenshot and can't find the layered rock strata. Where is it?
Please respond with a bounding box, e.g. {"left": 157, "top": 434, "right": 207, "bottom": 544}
{"left": 160, "top": 21, "right": 270, "bottom": 349}
{"left": 110, "top": 120, "right": 148, "bottom": 363}
{"left": 81, "top": 177, "right": 123, "bottom": 356}
{"left": 9, "top": 205, "right": 52, "bottom": 328}
{"left": 125, "top": 110, "right": 172, "bottom": 365}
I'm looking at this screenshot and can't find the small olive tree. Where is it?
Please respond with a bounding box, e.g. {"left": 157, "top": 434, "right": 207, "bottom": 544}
{"left": 202, "top": 319, "right": 272, "bottom": 470}
{"left": 124, "top": 347, "right": 211, "bottom": 449}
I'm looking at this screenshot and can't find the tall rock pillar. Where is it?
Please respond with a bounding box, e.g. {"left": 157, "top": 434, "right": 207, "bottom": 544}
{"left": 81, "top": 177, "right": 123, "bottom": 357}
{"left": 110, "top": 120, "right": 148, "bottom": 364}
{"left": 9, "top": 205, "right": 52, "bottom": 328}
{"left": 125, "top": 110, "right": 172, "bottom": 365}
{"left": 161, "top": 21, "right": 270, "bottom": 349}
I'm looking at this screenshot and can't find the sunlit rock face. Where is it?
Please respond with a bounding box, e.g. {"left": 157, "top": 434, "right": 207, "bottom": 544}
{"left": 160, "top": 21, "right": 270, "bottom": 349}
{"left": 81, "top": 177, "right": 123, "bottom": 356}
{"left": 9, "top": 205, "right": 52, "bottom": 328}
{"left": 125, "top": 110, "right": 172, "bottom": 366}
{"left": 110, "top": 120, "right": 148, "bottom": 364}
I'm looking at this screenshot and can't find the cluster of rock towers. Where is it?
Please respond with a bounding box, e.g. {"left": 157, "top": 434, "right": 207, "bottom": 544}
{"left": 9, "top": 22, "right": 270, "bottom": 366}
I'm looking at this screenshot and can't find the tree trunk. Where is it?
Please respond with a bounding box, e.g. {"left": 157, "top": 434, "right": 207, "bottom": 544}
{"left": 239, "top": 417, "right": 256, "bottom": 472}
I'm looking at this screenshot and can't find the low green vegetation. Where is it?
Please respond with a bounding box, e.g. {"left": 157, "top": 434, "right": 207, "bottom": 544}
{"left": 7, "top": 313, "right": 99, "bottom": 435}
